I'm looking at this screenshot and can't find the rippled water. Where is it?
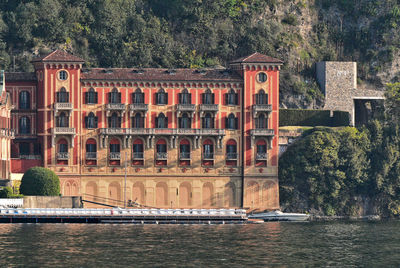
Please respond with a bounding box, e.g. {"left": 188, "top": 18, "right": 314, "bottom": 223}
{"left": 0, "top": 221, "right": 399, "bottom": 267}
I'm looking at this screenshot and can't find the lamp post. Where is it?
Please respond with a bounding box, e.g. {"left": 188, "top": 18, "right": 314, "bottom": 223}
{"left": 124, "top": 151, "right": 127, "bottom": 208}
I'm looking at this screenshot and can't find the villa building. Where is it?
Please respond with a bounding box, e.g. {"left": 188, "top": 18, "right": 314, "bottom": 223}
{"left": 6, "top": 50, "right": 282, "bottom": 211}
{"left": 0, "top": 70, "right": 13, "bottom": 183}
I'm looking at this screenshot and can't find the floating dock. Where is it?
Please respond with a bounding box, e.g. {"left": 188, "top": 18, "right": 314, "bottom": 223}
{"left": 0, "top": 208, "right": 248, "bottom": 224}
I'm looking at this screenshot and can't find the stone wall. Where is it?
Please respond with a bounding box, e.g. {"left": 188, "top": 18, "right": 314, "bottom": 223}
{"left": 23, "top": 196, "right": 82, "bottom": 208}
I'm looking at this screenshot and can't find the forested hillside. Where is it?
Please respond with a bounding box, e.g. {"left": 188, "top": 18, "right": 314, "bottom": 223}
{"left": 0, "top": 0, "right": 399, "bottom": 107}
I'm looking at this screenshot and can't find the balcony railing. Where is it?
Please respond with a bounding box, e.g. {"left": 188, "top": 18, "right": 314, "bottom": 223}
{"left": 57, "top": 152, "right": 69, "bottom": 160}
{"left": 99, "top": 128, "right": 127, "bottom": 135}
{"left": 156, "top": 152, "right": 168, "bottom": 160}
{"left": 0, "top": 128, "right": 15, "bottom": 138}
{"left": 86, "top": 152, "right": 97, "bottom": 160}
{"left": 250, "top": 129, "right": 275, "bottom": 137}
{"left": 129, "top": 103, "right": 148, "bottom": 111}
{"left": 179, "top": 152, "right": 191, "bottom": 160}
{"left": 54, "top": 127, "right": 76, "bottom": 135}
{"left": 19, "top": 155, "right": 41, "bottom": 160}
{"left": 54, "top": 102, "right": 73, "bottom": 110}
{"left": 252, "top": 104, "right": 272, "bottom": 113}
{"left": 109, "top": 152, "right": 121, "bottom": 160}
{"left": 256, "top": 152, "right": 268, "bottom": 160}
{"left": 199, "top": 104, "right": 219, "bottom": 112}
{"left": 132, "top": 152, "right": 144, "bottom": 159}
{"left": 226, "top": 153, "right": 237, "bottom": 160}
{"left": 106, "top": 103, "right": 126, "bottom": 110}
{"left": 176, "top": 104, "right": 196, "bottom": 112}
{"left": 203, "top": 153, "right": 214, "bottom": 160}
{"left": 100, "top": 128, "right": 225, "bottom": 136}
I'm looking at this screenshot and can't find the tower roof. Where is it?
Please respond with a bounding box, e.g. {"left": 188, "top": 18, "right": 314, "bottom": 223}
{"left": 31, "top": 50, "right": 85, "bottom": 63}
{"left": 230, "top": 52, "right": 283, "bottom": 64}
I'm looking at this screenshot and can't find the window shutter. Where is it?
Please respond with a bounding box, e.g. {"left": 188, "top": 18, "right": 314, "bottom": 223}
{"left": 84, "top": 92, "right": 88, "bottom": 104}
{"left": 56, "top": 92, "right": 60, "bottom": 102}
{"left": 265, "top": 94, "right": 268, "bottom": 104}
{"left": 141, "top": 92, "right": 145, "bottom": 103}
{"left": 118, "top": 92, "right": 121, "bottom": 103}
{"left": 85, "top": 117, "right": 88, "bottom": 128}
{"left": 108, "top": 92, "right": 111, "bottom": 103}
{"left": 188, "top": 93, "right": 191, "bottom": 104}
{"left": 95, "top": 117, "right": 98, "bottom": 128}
{"left": 178, "top": 118, "right": 182, "bottom": 128}
{"left": 94, "top": 92, "right": 98, "bottom": 103}
{"left": 165, "top": 117, "right": 169, "bottom": 128}
{"left": 155, "top": 117, "right": 158, "bottom": 128}
{"left": 212, "top": 93, "right": 215, "bottom": 104}
{"left": 225, "top": 117, "right": 228, "bottom": 129}
{"left": 255, "top": 94, "right": 259, "bottom": 105}
{"left": 178, "top": 93, "right": 181, "bottom": 104}
{"left": 131, "top": 93, "right": 135, "bottom": 103}
{"left": 201, "top": 93, "right": 204, "bottom": 104}
{"left": 235, "top": 118, "right": 238, "bottom": 129}
{"left": 108, "top": 117, "right": 111, "bottom": 127}
{"left": 225, "top": 93, "right": 228, "bottom": 105}
{"left": 155, "top": 93, "right": 159, "bottom": 104}
{"left": 165, "top": 93, "right": 168, "bottom": 104}
{"left": 235, "top": 93, "right": 238, "bottom": 105}
{"left": 201, "top": 118, "right": 204, "bottom": 128}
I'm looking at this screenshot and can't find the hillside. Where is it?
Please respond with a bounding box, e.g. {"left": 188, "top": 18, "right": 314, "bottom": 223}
{"left": 0, "top": 0, "right": 398, "bottom": 107}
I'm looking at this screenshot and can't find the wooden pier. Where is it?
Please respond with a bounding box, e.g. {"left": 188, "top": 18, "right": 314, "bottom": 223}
{"left": 0, "top": 208, "right": 248, "bottom": 224}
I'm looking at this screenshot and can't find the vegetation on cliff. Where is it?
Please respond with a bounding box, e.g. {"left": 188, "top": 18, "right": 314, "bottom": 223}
{"left": 0, "top": 0, "right": 399, "bottom": 107}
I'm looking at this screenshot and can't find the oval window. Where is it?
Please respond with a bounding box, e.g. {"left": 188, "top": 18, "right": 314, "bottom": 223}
{"left": 257, "top": 72, "right": 267, "bottom": 83}
{"left": 59, "top": 70, "right": 68, "bottom": 80}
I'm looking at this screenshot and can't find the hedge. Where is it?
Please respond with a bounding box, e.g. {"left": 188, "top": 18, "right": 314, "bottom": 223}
{"left": 20, "top": 167, "right": 60, "bottom": 196}
{"left": 280, "top": 109, "right": 350, "bottom": 127}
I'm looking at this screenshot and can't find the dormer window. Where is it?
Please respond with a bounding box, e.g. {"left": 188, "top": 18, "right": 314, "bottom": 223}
{"left": 202, "top": 89, "right": 214, "bottom": 104}
{"left": 156, "top": 89, "right": 168, "bottom": 105}
{"left": 132, "top": 88, "right": 144, "bottom": 104}
{"left": 109, "top": 88, "right": 121, "bottom": 104}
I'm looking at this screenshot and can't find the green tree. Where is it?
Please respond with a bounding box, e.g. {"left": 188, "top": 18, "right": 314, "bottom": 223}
{"left": 20, "top": 167, "right": 60, "bottom": 196}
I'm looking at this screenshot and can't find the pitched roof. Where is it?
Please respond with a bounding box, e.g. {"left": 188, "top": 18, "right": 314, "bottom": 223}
{"left": 81, "top": 68, "right": 242, "bottom": 82}
{"left": 230, "top": 52, "right": 283, "bottom": 64}
{"left": 5, "top": 72, "right": 37, "bottom": 82}
{"left": 31, "top": 50, "right": 85, "bottom": 63}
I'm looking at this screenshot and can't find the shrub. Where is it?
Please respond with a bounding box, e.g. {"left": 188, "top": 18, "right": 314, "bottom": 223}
{"left": 0, "top": 187, "right": 13, "bottom": 198}
{"left": 20, "top": 167, "right": 60, "bottom": 196}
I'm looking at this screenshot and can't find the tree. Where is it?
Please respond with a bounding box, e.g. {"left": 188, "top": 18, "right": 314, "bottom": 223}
{"left": 20, "top": 167, "right": 60, "bottom": 196}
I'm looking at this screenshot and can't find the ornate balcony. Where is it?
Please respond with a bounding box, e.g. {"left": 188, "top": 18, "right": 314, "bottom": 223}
{"left": 176, "top": 104, "right": 196, "bottom": 117}
{"left": 57, "top": 152, "right": 69, "bottom": 160}
{"left": 53, "top": 127, "right": 76, "bottom": 135}
{"left": 199, "top": 104, "right": 219, "bottom": 116}
{"left": 132, "top": 152, "right": 144, "bottom": 160}
{"left": 109, "top": 152, "right": 121, "bottom": 160}
{"left": 86, "top": 152, "right": 97, "bottom": 160}
{"left": 256, "top": 152, "right": 268, "bottom": 160}
{"left": 179, "top": 152, "right": 191, "bottom": 160}
{"left": 156, "top": 152, "right": 168, "bottom": 160}
{"left": 129, "top": 104, "right": 148, "bottom": 116}
{"left": 250, "top": 129, "right": 274, "bottom": 137}
{"left": 54, "top": 102, "right": 73, "bottom": 111}
{"left": 252, "top": 104, "right": 272, "bottom": 118}
{"left": 226, "top": 153, "right": 238, "bottom": 160}
{"left": 203, "top": 153, "right": 214, "bottom": 160}
{"left": 99, "top": 128, "right": 127, "bottom": 135}
{"left": 106, "top": 103, "right": 126, "bottom": 116}
{"left": 0, "top": 128, "right": 15, "bottom": 138}
{"left": 19, "top": 155, "right": 41, "bottom": 160}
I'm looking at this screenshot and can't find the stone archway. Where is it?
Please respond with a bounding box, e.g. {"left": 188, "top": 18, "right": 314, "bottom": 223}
{"left": 224, "top": 182, "right": 236, "bottom": 207}
{"left": 179, "top": 182, "right": 191, "bottom": 207}
{"left": 246, "top": 181, "right": 260, "bottom": 208}
{"left": 132, "top": 182, "right": 145, "bottom": 205}
{"left": 202, "top": 182, "right": 214, "bottom": 207}
{"left": 155, "top": 182, "right": 168, "bottom": 208}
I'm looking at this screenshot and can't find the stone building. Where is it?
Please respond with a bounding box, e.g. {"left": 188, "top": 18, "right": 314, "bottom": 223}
{"left": 6, "top": 50, "right": 282, "bottom": 211}
{"left": 316, "top": 61, "right": 384, "bottom": 126}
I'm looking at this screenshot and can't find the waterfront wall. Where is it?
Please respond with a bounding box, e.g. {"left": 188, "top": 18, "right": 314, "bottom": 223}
{"left": 23, "top": 196, "right": 82, "bottom": 208}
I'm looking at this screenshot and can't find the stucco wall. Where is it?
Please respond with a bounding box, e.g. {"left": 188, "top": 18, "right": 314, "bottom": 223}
{"left": 23, "top": 196, "right": 81, "bottom": 208}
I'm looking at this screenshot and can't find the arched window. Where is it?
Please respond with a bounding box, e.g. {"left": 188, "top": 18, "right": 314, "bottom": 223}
{"left": 109, "top": 138, "right": 121, "bottom": 160}
{"left": 108, "top": 112, "right": 121, "bottom": 128}
{"left": 156, "top": 113, "right": 167, "bottom": 128}
{"left": 226, "top": 139, "right": 237, "bottom": 160}
{"left": 109, "top": 88, "right": 121, "bottom": 104}
{"left": 225, "top": 89, "right": 238, "bottom": 105}
{"left": 85, "top": 112, "right": 98, "bottom": 129}
{"left": 202, "top": 113, "right": 214, "bottom": 129}
{"left": 132, "top": 139, "right": 144, "bottom": 159}
{"left": 56, "top": 112, "right": 68, "bottom": 127}
{"left": 156, "top": 88, "right": 167, "bottom": 105}
{"left": 256, "top": 140, "right": 267, "bottom": 160}
{"left": 132, "top": 113, "right": 144, "bottom": 128}
{"left": 19, "top": 91, "right": 30, "bottom": 109}
{"left": 19, "top": 116, "right": 30, "bottom": 134}
{"left": 226, "top": 113, "right": 237, "bottom": 129}
{"left": 202, "top": 89, "right": 214, "bottom": 104}
{"left": 179, "top": 112, "right": 191, "bottom": 129}
{"left": 86, "top": 139, "right": 97, "bottom": 159}
{"left": 255, "top": 89, "right": 268, "bottom": 105}
{"left": 203, "top": 139, "right": 214, "bottom": 160}
{"left": 179, "top": 89, "right": 191, "bottom": 104}
{"left": 57, "top": 87, "right": 69, "bottom": 103}
{"left": 57, "top": 138, "right": 68, "bottom": 160}
{"left": 179, "top": 139, "right": 190, "bottom": 160}
{"left": 256, "top": 114, "right": 267, "bottom": 129}
{"left": 85, "top": 88, "right": 98, "bottom": 104}
{"left": 156, "top": 139, "right": 167, "bottom": 160}
{"left": 132, "top": 88, "right": 144, "bottom": 104}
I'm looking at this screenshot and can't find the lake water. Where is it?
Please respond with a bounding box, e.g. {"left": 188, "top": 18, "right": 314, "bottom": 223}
{"left": 0, "top": 221, "right": 399, "bottom": 267}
